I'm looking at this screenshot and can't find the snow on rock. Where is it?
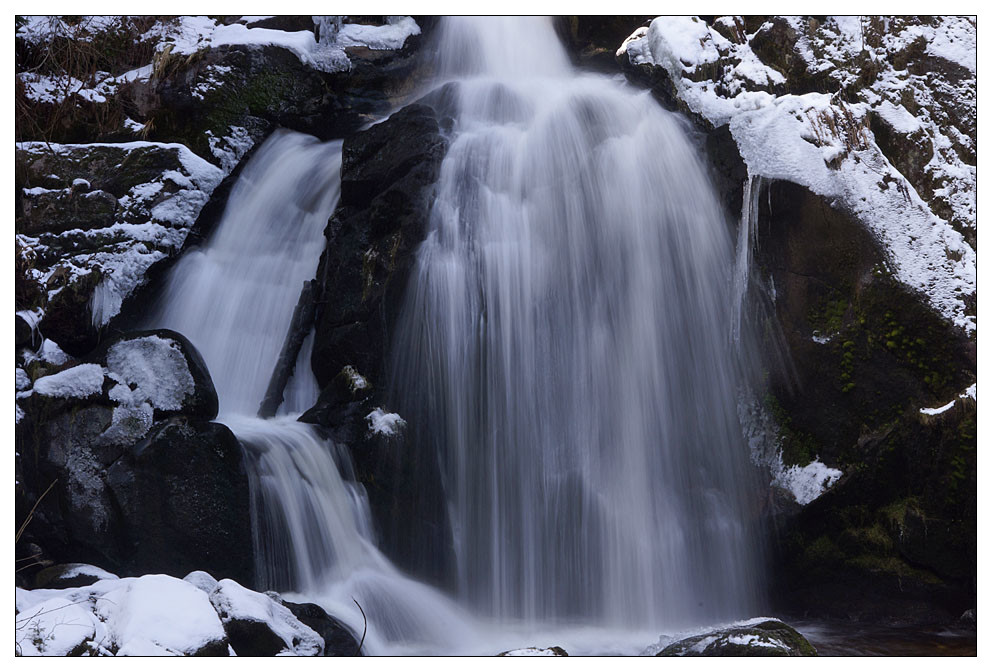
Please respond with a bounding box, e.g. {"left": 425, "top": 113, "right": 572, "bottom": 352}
{"left": 772, "top": 459, "right": 843, "bottom": 506}
{"left": 15, "top": 596, "right": 99, "bottom": 656}
{"left": 366, "top": 407, "right": 407, "bottom": 437}
{"left": 498, "top": 646, "right": 568, "bottom": 656}
{"left": 183, "top": 570, "right": 219, "bottom": 595}
{"left": 621, "top": 16, "right": 976, "bottom": 334}
{"left": 206, "top": 126, "right": 255, "bottom": 173}
{"left": 208, "top": 579, "right": 323, "bottom": 656}
{"left": 16, "top": 575, "right": 228, "bottom": 656}
{"left": 32, "top": 363, "right": 105, "bottom": 399}
{"left": 105, "top": 335, "right": 195, "bottom": 412}
{"left": 16, "top": 141, "right": 224, "bottom": 328}
{"left": 15, "top": 368, "right": 32, "bottom": 391}
{"left": 336, "top": 16, "right": 421, "bottom": 50}
{"left": 342, "top": 364, "right": 370, "bottom": 394}
{"left": 143, "top": 15, "right": 419, "bottom": 75}
{"left": 920, "top": 382, "right": 977, "bottom": 416}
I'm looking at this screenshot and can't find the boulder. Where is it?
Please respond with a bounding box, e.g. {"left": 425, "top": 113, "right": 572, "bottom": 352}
{"left": 105, "top": 418, "right": 253, "bottom": 585}
{"left": 208, "top": 579, "right": 323, "bottom": 656}
{"left": 280, "top": 599, "right": 363, "bottom": 656}
{"left": 656, "top": 618, "right": 816, "bottom": 656}
{"left": 94, "top": 329, "right": 219, "bottom": 422}
{"left": 34, "top": 563, "right": 119, "bottom": 589}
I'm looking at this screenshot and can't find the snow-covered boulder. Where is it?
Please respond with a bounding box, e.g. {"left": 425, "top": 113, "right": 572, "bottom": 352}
{"left": 16, "top": 572, "right": 342, "bottom": 657}
{"left": 16, "top": 574, "right": 230, "bottom": 656}
{"left": 208, "top": 579, "right": 323, "bottom": 656}
{"left": 100, "top": 329, "right": 219, "bottom": 424}
{"left": 649, "top": 618, "right": 816, "bottom": 656}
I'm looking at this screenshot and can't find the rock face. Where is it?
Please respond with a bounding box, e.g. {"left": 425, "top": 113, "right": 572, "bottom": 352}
{"left": 15, "top": 329, "right": 253, "bottom": 587}
{"left": 617, "top": 16, "right": 976, "bottom": 624}
{"left": 15, "top": 142, "right": 223, "bottom": 354}
{"left": 305, "top": 99, "right": 454, "bottom": 586}
{"left": 655, "top": 618, "right": 816, "bottom": 657}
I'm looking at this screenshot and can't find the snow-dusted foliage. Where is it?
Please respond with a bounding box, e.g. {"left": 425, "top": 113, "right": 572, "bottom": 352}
{"left": 621, "top": 16, "right": 976, "bottom": 334}
{"left": 138, "top": 15, "right": 420, "bottom": 75}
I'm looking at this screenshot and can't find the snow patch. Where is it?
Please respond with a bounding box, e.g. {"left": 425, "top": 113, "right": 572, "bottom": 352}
{"left": 32, "top": 364, "right": 105, "bottom": 399}
{"left": 105, "top": 335, "right": 195, "bottom": 412}
{"left": 773, "top": 459, "right": 842, "bottom": 506}
{"left": 366, "top": 407, "right": 407, "bottom": 437}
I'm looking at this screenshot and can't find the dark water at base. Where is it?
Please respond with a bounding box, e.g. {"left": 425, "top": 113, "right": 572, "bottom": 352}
{"left": 795, "top": 620, "right": 977, "bottom": 656}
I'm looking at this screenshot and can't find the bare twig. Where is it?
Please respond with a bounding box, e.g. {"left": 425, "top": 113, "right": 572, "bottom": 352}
{"left": 352, "top": 597, "right": 367, "bottom": 656}
{"left": 16, "top": 479, "right": 58, "bottom": 544}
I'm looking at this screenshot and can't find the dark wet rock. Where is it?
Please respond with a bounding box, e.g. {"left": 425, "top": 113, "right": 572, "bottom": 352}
{"left": 307, "top": 99, "right": 453, "bottom": 587}
{"left": 311, "top": 103, "right": 448, "bottom": 389}
{"left": 131, "top": 32, "right": 427, "bottom": 163}
{"left": 750, "top": 180, "right": 975, "bottom": 624}
{"left": 555, "top": 16, "right": 653, "bottom": 71}
{"left": 281, "top": 599, "right": 363, "bottom": 656}
{"left": 657, "top": 618, "right": 816, "bottom": 656}
{"left": 105, "top": 418, "right": 253, "bottom": 585}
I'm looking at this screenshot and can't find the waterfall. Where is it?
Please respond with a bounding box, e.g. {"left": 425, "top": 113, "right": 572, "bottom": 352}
{"left": 390, "top": 16, "right": 765, "bottom": 628}
{"left": 141, "top": 16, "right": 768, "bottom": 655}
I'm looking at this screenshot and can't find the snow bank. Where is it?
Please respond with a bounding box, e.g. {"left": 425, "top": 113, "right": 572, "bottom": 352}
{"left": 16, "top": 575, "right": 227, "bottom": 656}
{"left": 15, "top": 573, "right": 327, "bottom": 656}
{"left": 32, "top": 364, "right": 105, "bottom": 399}
{"left": 622, "top": 16, "right": 976, "bottom": 334}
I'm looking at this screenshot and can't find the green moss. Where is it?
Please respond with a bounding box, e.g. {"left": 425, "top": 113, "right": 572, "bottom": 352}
{"left": 764, "top": 392, "right": 820, "bottom": 466}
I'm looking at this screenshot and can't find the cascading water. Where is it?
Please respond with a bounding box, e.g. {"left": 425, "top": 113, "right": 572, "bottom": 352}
{"left": 142, "top": 16, "right": 768, "bottom": 655}
{"left": 390, "top": 16, "right": 765, "bottom": 628}
{"left": 143, "top": 129, "right": 479, "bottom": 655}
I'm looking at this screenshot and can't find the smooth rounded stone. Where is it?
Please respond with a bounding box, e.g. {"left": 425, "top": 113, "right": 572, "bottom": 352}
{"left": 279, "top": 599, "right": 364, "bottom": 656}
{"left": 656, "top": 618, "right": 816, "bottom": 657}
{"left": 497, "top": 646, "right": 568, "bottom": 656}
{"left": 34, "top": 563, "right": 120, "bottom": 589}
{"left": 105, "top": 418, "right": 253, "bottom": 585}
